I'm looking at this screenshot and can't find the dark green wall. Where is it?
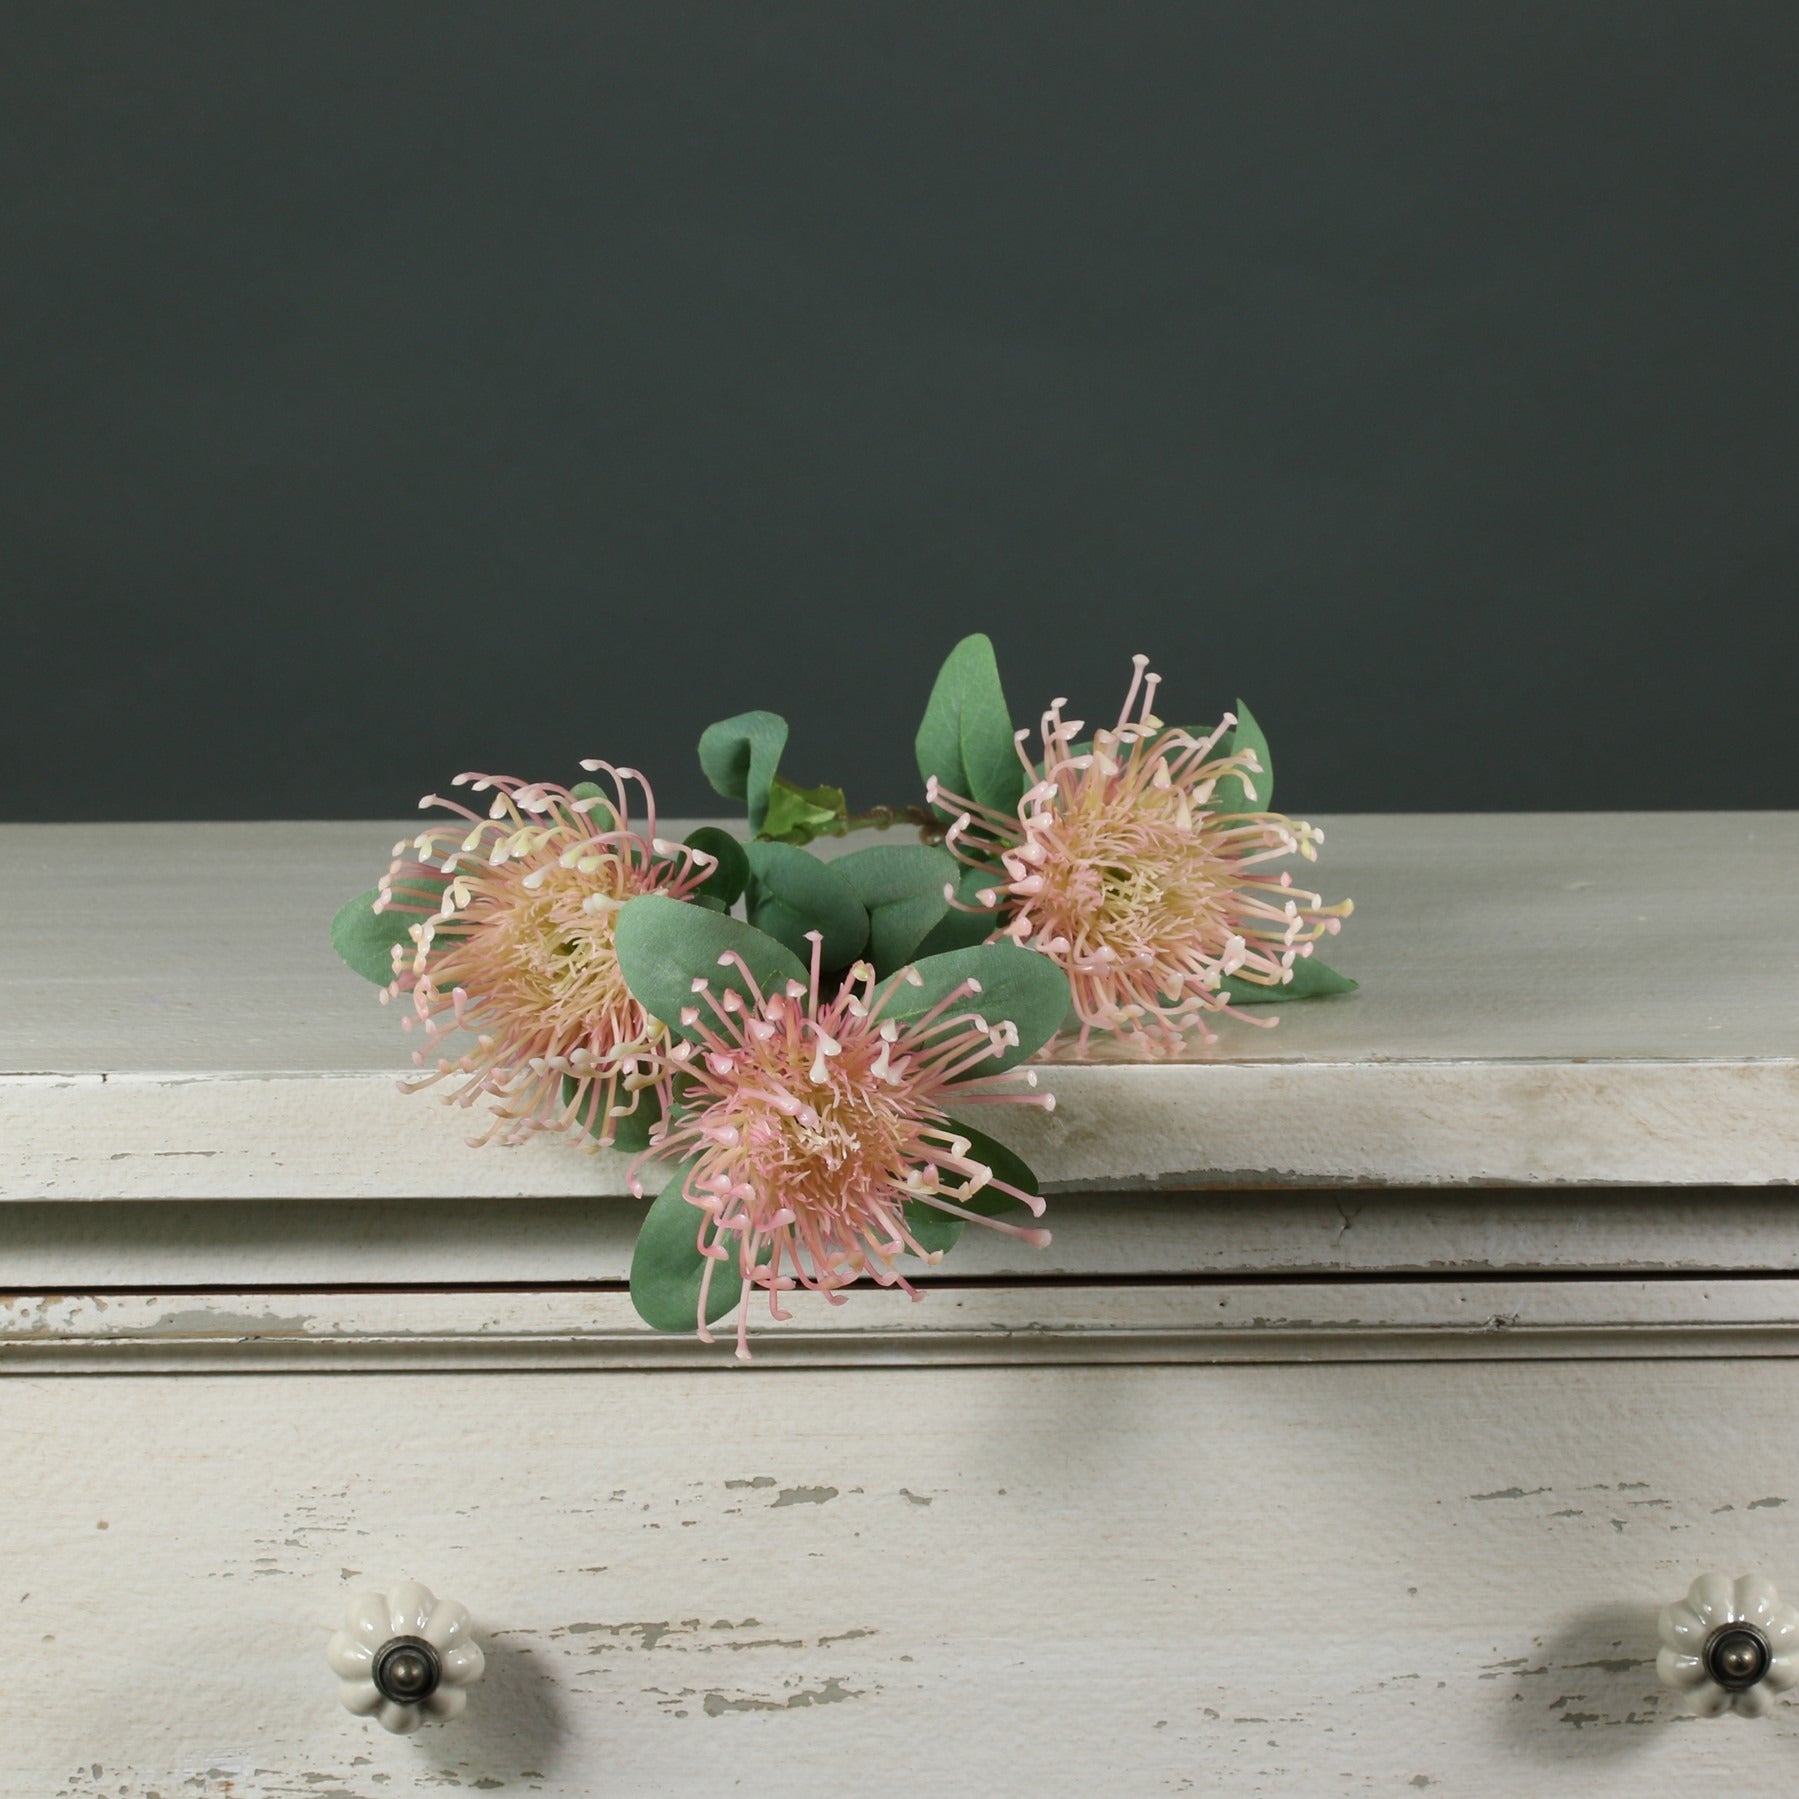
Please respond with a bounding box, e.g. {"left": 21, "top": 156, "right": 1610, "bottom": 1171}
{"left": 5, "top": 3, "right": 1795, "bottom": 818}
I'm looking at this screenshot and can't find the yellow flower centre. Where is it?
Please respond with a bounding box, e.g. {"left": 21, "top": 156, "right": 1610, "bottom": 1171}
{"left": 1031, "top": 782, "right": 1231, "bottom": 963}
{"left": 734, "top": 1027, "right": 920, "bottom": 1218}
{"left": 486, "top": 860, "right": 634, "bottom": 1026}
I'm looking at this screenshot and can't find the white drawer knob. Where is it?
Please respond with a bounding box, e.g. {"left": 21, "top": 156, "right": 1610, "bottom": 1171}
{"left": 1657, "top": 1572, "right": 1799, "bottom": 1716}
{"left": 327, "top": 1580, "right": 486, "bottom": 1734}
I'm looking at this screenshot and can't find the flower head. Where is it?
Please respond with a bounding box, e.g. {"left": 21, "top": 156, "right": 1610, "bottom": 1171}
{"left": 377, "top": 762, "right": 716, "bottom": 1146}
{"left": 929, "top": 655, "right": 1352, "bottom": 1053}
{"left": 636, "top": 934, "right": 1054, "bottom": 1359}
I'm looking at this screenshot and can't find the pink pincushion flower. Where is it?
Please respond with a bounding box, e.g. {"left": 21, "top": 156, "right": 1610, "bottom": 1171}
{"left": 929, "top": 656, "right": 1353, "bottom": 1053}
{"left": 636, "top": 935, "right": 1053, "bottom": 1360}
{"left": 377, "top": 763, "right": 716, "bottom": 1146}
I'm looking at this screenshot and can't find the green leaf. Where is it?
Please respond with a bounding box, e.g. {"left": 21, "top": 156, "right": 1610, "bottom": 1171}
{"left": 901, "top": 1117, "right": 1044, "bottom": 1257}
{"left": 761, "top": 774, "right": 848, "bottom": 846}
{"left": 614, "top": 894, "right": 807, "bottom": 1042}
{"left": 911, "top": 861, "right": 1003, "bottom": 959}
{"left": 743, "top": 841, "right": 870, "bottom": 972}
{"left": 682, "top": 826, "right": 748, "bottom": 907}
{"left": 901, "top": 1200, "right": 964, "bottom": 1256}
{"left": 875, "top": 940, "right": 1070, "bottom": 1074}
{"left": 630, "top": 1163, "right": 743, "bottom": 1333}
{"left": 560, "top": 1073, "right": 664, "bottom": 1152}
{"left": 569, "top": 780, "right": 617, "bottom": 834}
{"left": 698, "top": 710, "right": 788, "bottom": 834}
{"left": 830, "top": 843, "right": 959, "bottom": 974}
{"left": 1221, "top": 956, "right": 1358, "bottom": 1006}
{"left": 1211, "top": 700, "right": 1273, "bottom": 814}
{"left": 940, "top": 1117, "right": 1043, "bottom": 1219}
{"left": 330, "top": 878, "right": 447, "bottom": 986}
{"left": 915, "top": 633, "right": 1026, "bottom": 819}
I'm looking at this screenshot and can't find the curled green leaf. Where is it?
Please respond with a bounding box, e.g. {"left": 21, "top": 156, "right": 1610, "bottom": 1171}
{"left": 698, "top": 710, "right": 788, "bottom": 833}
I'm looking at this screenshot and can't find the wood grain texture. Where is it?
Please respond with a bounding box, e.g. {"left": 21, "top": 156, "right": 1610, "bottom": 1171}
{"left": 2, "top": 814, "right": 1795, "bottom": 1197}
{"left": 9, "top": 1281, "right": 1799, "bottom": 1372}
{"left": 5, "top": 1361, "right": 1799, "bottom": 1796}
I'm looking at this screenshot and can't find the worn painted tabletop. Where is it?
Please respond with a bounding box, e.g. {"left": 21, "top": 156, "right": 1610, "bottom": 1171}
{"left": 1, "top": 815, "right": 1794, "bottom": 1194}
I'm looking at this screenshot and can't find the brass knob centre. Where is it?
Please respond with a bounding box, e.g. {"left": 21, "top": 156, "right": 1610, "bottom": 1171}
{"left": 373, "top": 1635, "right": 442, "bottom": 1703}
{"left": 1704, "top": 1623, "right": 1771, "bottom": 1692}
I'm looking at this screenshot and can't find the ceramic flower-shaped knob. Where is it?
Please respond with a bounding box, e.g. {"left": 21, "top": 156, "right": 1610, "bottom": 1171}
{"left": 327, "top": 1580, "right": 486, "bottom": 1734}
{"left": 1658, "top": 1572, "right": 1799, "bottom": 1717}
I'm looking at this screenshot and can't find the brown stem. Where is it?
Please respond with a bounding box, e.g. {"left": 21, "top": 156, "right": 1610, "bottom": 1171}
{"left": 834, "top": 803, "right": 947, "bottom": 843}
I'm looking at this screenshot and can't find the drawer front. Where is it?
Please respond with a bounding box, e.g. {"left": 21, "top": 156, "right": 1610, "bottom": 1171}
{"left": 5, "top": 1359, "right": 1799, "bottom": 1795}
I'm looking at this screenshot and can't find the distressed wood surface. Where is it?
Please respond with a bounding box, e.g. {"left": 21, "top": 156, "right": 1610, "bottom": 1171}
{"left": 9, "top": 1057, "right": 1797, "bottom": 1201}
{"left": 5, "top": 1360, "right": 1799, "bottom": 1796}
{"left": 9, "top": 813, "right": 1797, "bottom": 1071}
{"left": 1, "top": 814, "right": 1795, "bottom": 1198}
{"left": 7, "top": 1186, "right": 1799, "bottom": 1289}
{"left": 10, "top": 1280, "right": 1799, "bottom": 1372}
{"left": 7, "top": 818, "right": 1797, "bottom": 1797}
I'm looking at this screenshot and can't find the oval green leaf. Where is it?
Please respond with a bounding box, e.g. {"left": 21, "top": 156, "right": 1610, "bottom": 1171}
{"left": 683, "top": 826, "right": 748, "bottom": 907}
{"left": 1211, "top": 699, "right": 1273, "bottom": 814}
{"left": 937, "top": 1116, "right": 1043, "bottom": 1220}
{"left": 902, "top": 1117, "right": 1044, "bottom": 1257}
{"left": 330, "top": 881, "right": 448, "bottom": 987}
{"left": 1221, "top": 956, "right": 1357, "bottom": 1007}
{"left": 830, "top": 842, "right": 958, "bottom": 974}
{"left": 911, "top": 860, "right": 1003, "bottom": 960}
{"left": 744, "top": 841, "right": 870, "bottom": 972}
{"left": 569, "top": 780, "right": 618, "bottom": 834}
{"left": 874, "top": 940, "right": 1070, "bottom": 1073}
{"left": 901, "top": 1199, "right": 964, "bottom": 1257}
{"left": 630, "top": 1163, "right": 742, "bottom": 1333}
{"left": 915, "top": 633, "right": 1026, "bottom": 819}
{"left": 614, "top": 894, "right": 807, "bottom": 1042}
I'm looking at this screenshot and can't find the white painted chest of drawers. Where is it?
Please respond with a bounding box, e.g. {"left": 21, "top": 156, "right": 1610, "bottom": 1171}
{"left": 3, "top": 814, "right": 1796, "bottom": 1797}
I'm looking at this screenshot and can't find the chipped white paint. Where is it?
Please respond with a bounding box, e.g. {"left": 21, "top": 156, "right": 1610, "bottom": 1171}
{"left": 5, "top": 814, "right": 1798, "bottom": 1792}
{"left": 5, "top": 1361, "right": 1799, "bottom": 1795}
{"left": 3, "top": 814, "right": 1797, "bottom": 1197}
{"left": 9, "top": 1281, "right": 1799, "bottom": 1373}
